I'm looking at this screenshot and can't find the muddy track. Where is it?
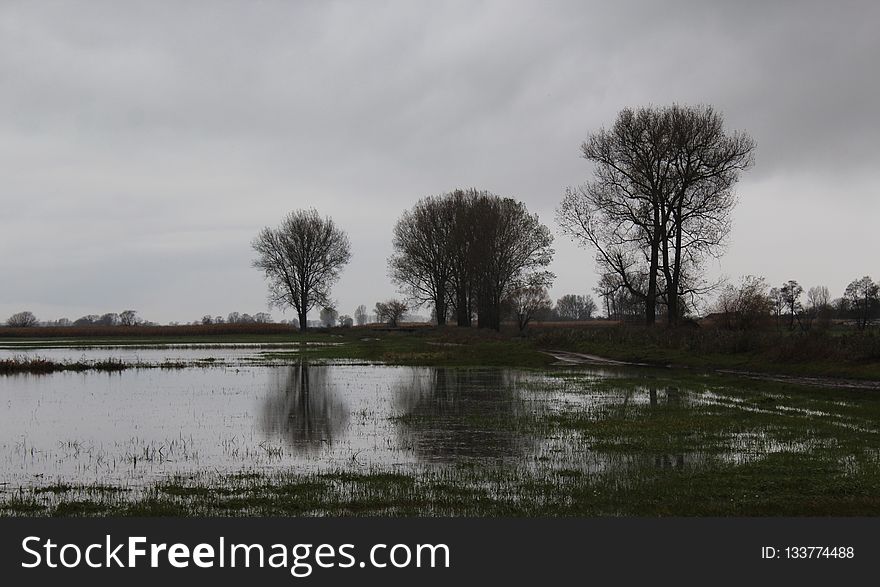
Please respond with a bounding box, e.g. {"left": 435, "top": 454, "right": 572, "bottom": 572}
{"left": 542, "top": 349, "right": 880, "bottom": 391}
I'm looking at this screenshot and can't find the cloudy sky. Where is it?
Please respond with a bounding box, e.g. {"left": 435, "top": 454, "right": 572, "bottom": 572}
{"left": 1, "top": 0, "right": 878, "bottom": 324}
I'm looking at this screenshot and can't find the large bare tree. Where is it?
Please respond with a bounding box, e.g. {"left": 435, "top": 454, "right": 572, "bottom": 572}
{"left": 252, "top": 209, "right": 351, "bottom": 332}
{"left": 469, "top": 194, "right": 554, "bottom": 330}
{"left": 390, "top": 189, "right": 553, "bottom": 330}
{"left": 558, "top": 104, "right": 754, "bottom": 326}
{"left": 389, "top": 195, "right": 456, "bottom": 325}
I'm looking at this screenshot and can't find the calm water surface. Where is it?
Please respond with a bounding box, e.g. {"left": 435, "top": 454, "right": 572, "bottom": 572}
{"left": 1, "top": 345, "right": 874, "bottom": 491}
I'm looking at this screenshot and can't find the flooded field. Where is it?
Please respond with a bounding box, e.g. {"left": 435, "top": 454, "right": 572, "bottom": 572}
{"left": 2, "top": 344, "right": 879, "bottom": 515}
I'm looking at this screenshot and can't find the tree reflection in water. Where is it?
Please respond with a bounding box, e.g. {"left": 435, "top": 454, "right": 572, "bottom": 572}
{"left": 393, "top": 367, "right": 535, "bottom": 463}
{"left": 260, "top": 360, "right": 349, "bottom": 454}
{"left": 649, "top": 386, "right": 686, "bottom": 469}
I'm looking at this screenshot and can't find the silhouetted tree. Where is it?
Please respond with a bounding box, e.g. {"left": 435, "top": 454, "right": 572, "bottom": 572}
{"left": 389, "top": 195, "right": 456, "bottom": 325}
{"left": 391, "top": 189, "right": 553, "bottom": 330}
{"left": 506, "top": 280, "right": 552, "bottom": 332}
{"left": 806, "top": 285, "right": 831, "bottom": 330}
{"left": 713, "top": 275, "right": 771, "bottom": 330}
{"left": 555, "top": 294, "right": 597, "bottom": 321}
{"left": 253, "top": 312, "right": 272, "bottom": 323}
{"left": 354, "top": 304, "right": 368, "bottom": 326}
{"left": 97, "top": 312, "right": 119, "bottom": 326}
{"left": 74, "top": 315, "right": 100, "bottom": 326}
{"left": 6, "top": 311, "right": 37, "bottom": 327}
{"left": 375, "top": 300, "right": 408, "bottom": 327}
{"left": 119, "top": 310, "right": 140, "bottom": 326}
{"left": 780, "top": 280, "right": 804, "bottom": 330}
{"left": 558, "top": 104, "right": 754, "bottom": 326}
{"left": 845, "top": 276, "right": 879, "bottom": 330}
{"left": 319, "top": 307, "right": 338, "bottom": 328}
{"left": 768, "top": 287, "right": 784, "bottom": 330}
{"left": 252, "top": 209, "right": 351, "bottom": 332}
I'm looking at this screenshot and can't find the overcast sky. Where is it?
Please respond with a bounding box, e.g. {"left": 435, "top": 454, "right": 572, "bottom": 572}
{"left": 2, "top": 0, "right": 878, "bottom": 324}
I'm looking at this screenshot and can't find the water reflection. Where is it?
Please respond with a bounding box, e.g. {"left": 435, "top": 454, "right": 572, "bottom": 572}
{"left": 649, "top": 386, "right": 686, "bottom": 469}
{"left": 260, "top": 361, "right": 349, "bottom": 454}
{"left": 393, "top": 368, "right": 536, "bottom": 462}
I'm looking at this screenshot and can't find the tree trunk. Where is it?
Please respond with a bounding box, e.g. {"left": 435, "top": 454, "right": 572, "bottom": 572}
{"left": 456, "top": 287, "right": 471, "bottom": 327}
{"left": 646, "top": 236, "right": 659, "bottom": 326}
{"left": 434, "top": 294, "right": 447, "bottom": 326}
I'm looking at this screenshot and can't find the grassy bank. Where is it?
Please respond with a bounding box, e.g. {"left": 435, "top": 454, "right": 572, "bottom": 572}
{"left": 529, "top": 324, "right": 880, "bottom": 380}
{"left": 2, "top": 323, "right": 878, "bottom": 379}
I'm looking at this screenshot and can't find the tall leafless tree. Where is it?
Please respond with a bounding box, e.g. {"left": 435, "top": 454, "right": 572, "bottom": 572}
{"left": 389, "top": 195, "right": 456, "bottom": 325}
{"left": 390, "top": 189, "right": 553, "bottom": 331}
{"left": 780, "top": 280, "right": 804, "bottom": 330}
{"left": 845, "top": 276, "right": 879, "bottom": 330}
{"left": 354, "top": 304, "right": 368, "bottom": 326}
{"left": 252, "top": 209, "right": 351, "bottom": 332}
{"left": 558, "top": 104, "right": 754, "bottom": 326}
{"left": 469, "top": 194, "right": 554, "bottom": 330}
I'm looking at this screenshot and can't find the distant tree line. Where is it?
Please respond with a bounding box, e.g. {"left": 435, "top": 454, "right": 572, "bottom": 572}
{"left": 5, "top": 310, "right": 153, "bottom": 328}
{"left": 199, "top": 312, "right": 273, "bottom": 325}
{"left": 713, "top": 275, "right": 880, "bottom": 331}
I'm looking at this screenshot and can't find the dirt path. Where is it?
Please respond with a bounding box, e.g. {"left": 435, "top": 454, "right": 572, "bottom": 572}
{"left": 541, "top": 350, "right": 648, "bottom": 367}
{"left": 542, "top": 349, "right": 880, "bottom": 391}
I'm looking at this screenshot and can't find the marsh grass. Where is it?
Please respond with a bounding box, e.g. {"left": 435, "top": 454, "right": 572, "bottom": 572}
{"left": 0, "top": 356, "right": 192, "bottom": 374}
{"left": 4, "top": 371, "right": 879, "bottom": 517}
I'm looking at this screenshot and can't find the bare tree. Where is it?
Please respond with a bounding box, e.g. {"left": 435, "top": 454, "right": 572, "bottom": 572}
{"left": 354, "top": 304, "right": 368, "bottom": 326}
{"left": 558, "top": 104, "right": 754, "bottom": 326}
{"left": 506, "top": 281, "right": 552, "bottom": 332}
{"left": 119, "top": 310, "right": 140, "bottom": 326}
{"left": 201, "top": 315, "right": 214, "bottom": 325}
{"left": 713, "top": 275, "right": 770, "bottom": 330}
{"left": 389, "top": 195, "right": 455, "bottom": 325}
{"left": 466, "top": 192, "right": 554, "bottom": 330}
{"left": 253, "top": 312, "right": 273, "bottom": 323}
{"left": 555, "top": 294, "right": 597, "bottom": 321}
{"left": 319, "top": 307, "right": 338, "bottom": 328}
{"left": 339, "top": 315, "right": 353, "bottom": 328}
{"left": 806, "top": 285, "right": 831, "bottom": 329}
{"left": 74, "top": 314, "right": 100, "bottom": 326}
{"left": 97, "top": 313, "right": 120, "bottom": 326}
{"left": 780, "top": 280, "right": 804, "bottom": 331}
{"left": 375, "top": 300, "right": 408, "bottom": 327}
{"left": 7, "top": 311, "right": 38, "bottom": 327}
{"left": 391, "top": 189, "right": 553, "bottom": 330}
{"left": 252, "top": 209, "right": 351, "bottom": 332}
{"left": 845, "top": 276, "right": 879, "bottom": 330}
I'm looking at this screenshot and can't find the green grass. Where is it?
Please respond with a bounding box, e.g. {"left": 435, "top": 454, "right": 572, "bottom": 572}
{"left": 530, "top": 325, "right": 880, "bottom": 380}
{"left": 4, "top": 371, "right": 879, "bottom": 517}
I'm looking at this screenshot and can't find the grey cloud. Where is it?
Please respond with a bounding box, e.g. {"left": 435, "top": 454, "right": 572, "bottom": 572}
{"left": 1, "top": 1, "right": 878, "bottom": 322}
